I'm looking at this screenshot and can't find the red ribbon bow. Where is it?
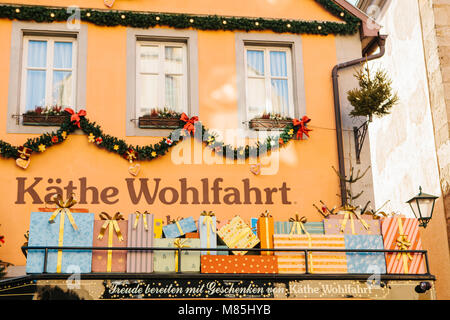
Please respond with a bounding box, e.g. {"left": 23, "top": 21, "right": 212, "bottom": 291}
{"left": 180, "top": 113, "right": 199, "bottom": 134}
{"left": 292, "top": 116, "right": 312, "bottom": 140}
{"left": 65, "top": 108, "right": 87, "bottom": 128}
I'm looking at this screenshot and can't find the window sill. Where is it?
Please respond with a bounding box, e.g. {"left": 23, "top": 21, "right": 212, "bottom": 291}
{"left": 248, "top": 119, "right": 292, "bottom": 131}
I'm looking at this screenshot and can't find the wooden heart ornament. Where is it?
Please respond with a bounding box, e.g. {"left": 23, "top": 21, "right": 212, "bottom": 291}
{"left": 16, "top": 157, "right": 30, "bottom": 169}
{"left": 128, "top": 163, "right": 141, "bottom": 176}
{"left": 104, "top": 0, "right": 116, "bottom": 8}
{"left": 250, "top": 163, "right": 261, "bottom": 175}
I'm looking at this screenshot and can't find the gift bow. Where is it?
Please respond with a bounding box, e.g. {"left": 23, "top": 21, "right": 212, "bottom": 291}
{"left": 292, "top": 116, "right": 312, "bottom": 140}
{"left": 97, "top": 212, "right": 124, "bottom": 241}
{"left": 339, "top": 206, "right": 370, "bottom": 234}
{"left": 180, "top": 113, "right": 199, "bottom": 134}
{"left": 395, "top": 217, "right": 413, "bottom": 274}
{"left": 289, "top": 214, "right": 309, "bottom": 238}
{"left": 260, "top": 210, "right": 272, "bottom": 218}
{"left": 201, "top": 211, "right": 216, "bottom": 255}
{"left": 133, "top": 211, "right": 149, "bottom": 231}
{"left": 48, "top": 194, "right": 79, "bottom": 273}
{"left": 173, "top": 238, "right": 190, "bottom": 272}
{"left": 64, "top": 108, "right": 86, "bottom": 128}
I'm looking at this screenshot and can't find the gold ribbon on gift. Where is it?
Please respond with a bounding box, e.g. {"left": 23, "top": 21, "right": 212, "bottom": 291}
{"left": 97, "top": 212, "right": 124, "bottom": 272}
{"left": 339, "top": 205, "right": 370, "bottom": 234}
{"left": 395, "top": 217, "right": 413, "bottom": 274}
{"left": 170, "top": 217, "right": 184, "bottom": 235}
{"left": 289, "top": 214, "right": 314, "bottom": 273}
{"left": 133, "top": 211, "right": 149, "bottom": 231}
{"left": 201, "top": 211, "right": 216, "bottom": 255}
{"left": 48, "top": 194, "right": 79, "bottom": 273}
{"left": 173, "top": 238, "right": 190, "bottom": 272}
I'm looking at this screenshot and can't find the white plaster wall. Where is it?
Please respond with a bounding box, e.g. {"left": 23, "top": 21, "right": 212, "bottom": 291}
{"left": 368, "top": 0, "right": 442, "bottom": 216}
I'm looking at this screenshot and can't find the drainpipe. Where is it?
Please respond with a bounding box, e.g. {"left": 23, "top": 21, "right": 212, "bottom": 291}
{"left": 332, "top": 35, "right": 387, "bottom": 206}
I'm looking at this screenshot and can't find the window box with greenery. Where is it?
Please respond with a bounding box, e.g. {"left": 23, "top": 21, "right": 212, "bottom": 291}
{"left": 22, "top": 106, "right": 68, "bottom": 126}
{"left": 138, "top": 108, "right": 183, "bottom": 129}
{"left": 248, "top": 113, "right": 293, "bottom": 130}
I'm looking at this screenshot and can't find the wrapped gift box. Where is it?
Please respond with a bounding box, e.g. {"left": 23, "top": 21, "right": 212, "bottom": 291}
{"left": 344, "top": 235, "right": 386, "bottom": 274}
{"left": 324, "top": 215, "right": 380, "bottom": 235}
{"left": 26, "top": 210, "right": 94, "bottom": 274}
{"left": 153, "top": 238, "right": 200, "bottom": 272}
{"left": 217, "top": 216, "right": 260, "bottom": 255}
{"left": 154, "top": 219, "right": 163, "bottom": 239}
{"left": 163, "top": 217, "right": 197, "bottom": 238}
{"left": 201, "top": 255, "right": 278, "bottom": 274}
{"left": 273, "top": 234, "right": 347, "bottom": 274}
{"left": 251, "top": 218, "right": 258, "bottom": 235}
{"left": 274, "top": 221, "right": 324, "bottom": 235}
{"left": 127, "top": 212, "right": 154, "bottom": 273}
{"left": 257, "top": 215, "right": 274, "bottom": 256}
{"left": 185, "top": 232, "right": 199, "bottom": 238}
{"left": 381, "top": 216, "right": 426, "bottom": 274}
{"left": 92, "top": 214, "right": 128, "bottom": 273}
{"left": 199, "top": 213, "right": 217, "bottom": 255}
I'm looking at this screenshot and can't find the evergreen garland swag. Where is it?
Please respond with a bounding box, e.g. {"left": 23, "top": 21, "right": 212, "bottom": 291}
{"left": 0, "top": 1, "right": 360, "bottom": 36}
{"left": 0, "top": 109, "right": 312, "bottom": 166}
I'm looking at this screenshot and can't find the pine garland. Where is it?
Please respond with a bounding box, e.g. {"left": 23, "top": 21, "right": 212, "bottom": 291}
{"left": 0, "top": 110, "right": 311, "bottom": 164}
{"left": 0, "top": 1, "right": 360, "bottom": 36}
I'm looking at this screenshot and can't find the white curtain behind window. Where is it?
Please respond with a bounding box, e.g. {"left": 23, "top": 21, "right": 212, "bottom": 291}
{"left": 52, "top": 42, "right": 73, "bottom": 107}
{"left": 25, "top": 40, "right": 47, "bottom": 110}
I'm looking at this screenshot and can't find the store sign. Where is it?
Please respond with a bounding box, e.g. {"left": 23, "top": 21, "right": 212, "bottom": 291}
{"left": 15, "top": 177, "right": 293, "bottom": 205}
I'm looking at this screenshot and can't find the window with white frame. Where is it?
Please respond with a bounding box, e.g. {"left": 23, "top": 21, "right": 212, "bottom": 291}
{"left": 244, "top": 46, "right": 294, "bottom": 121}
{"left": 136, "top": 41, "right": 188, "bottom": 117}
{"left": 20, "top": 36, "right": 77, "bottom": 113}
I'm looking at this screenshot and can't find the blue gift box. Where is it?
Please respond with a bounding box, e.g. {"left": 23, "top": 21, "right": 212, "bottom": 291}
{"left": 163, "top": 216, "right": 197, "bottom": 238}
{"left": 26, "top": 212, "right": 94, "bottom": 274}
{"left": 199, "top": 215, "right": 217, "bottom": 255}
{"left": 274, "top": 221, "right": 324, "bottom": 234}
{"left": 251, "top": 218, "right": 258, "bottom": 235}
{"left": 344, "top": 235, "right": 387, "bottom": 274}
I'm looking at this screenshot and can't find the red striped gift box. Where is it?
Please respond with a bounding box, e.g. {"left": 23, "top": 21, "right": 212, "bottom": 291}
{"left": 381, "top": 216, "right": 426, "bottom": 274}
{"left": 273, "top": 234, "right": 347, "bottom": 274}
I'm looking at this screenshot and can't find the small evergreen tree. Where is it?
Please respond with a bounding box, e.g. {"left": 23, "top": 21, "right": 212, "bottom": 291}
{"left": 347, "top": 64, "right": 399, "bottom": 121}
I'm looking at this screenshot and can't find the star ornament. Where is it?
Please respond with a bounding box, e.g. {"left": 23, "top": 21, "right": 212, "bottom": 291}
{"left": 38, "top": 144, "right": 46, "bottom": 152}
{"left": 61, "top": 131, "right": 67, "bottom": 140}
{"left": 113, "top": 145, "right": 119, "bottom": 151}
{"left": 151, "top": 151, "right": 157, "bottom": 157}
{"left": 88, "top": 133, "right": 95, "bottom": 143}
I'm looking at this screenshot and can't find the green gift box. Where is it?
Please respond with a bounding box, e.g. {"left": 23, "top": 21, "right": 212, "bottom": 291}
{"left": 153, "top": 238, "right": 200, "bottom": 273}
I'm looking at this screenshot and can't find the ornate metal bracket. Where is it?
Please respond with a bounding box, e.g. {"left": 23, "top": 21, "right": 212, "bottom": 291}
{"left": 353, "top": 120, "right": 369, "bottom": 164}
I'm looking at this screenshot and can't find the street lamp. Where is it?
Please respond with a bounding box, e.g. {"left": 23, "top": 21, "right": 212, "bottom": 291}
{"left": 406, "top": 186, "right": 438, "bottom": 228}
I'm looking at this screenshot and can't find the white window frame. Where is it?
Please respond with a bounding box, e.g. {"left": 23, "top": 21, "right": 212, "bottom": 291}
{"left": 135, "top": 41, "right": 188, "bottom": 117}
{"left": 19, "top": 35, "right": 78, "bottom": 114}
{"left": 244, "top": 45, "right": 295, "bottom": 121}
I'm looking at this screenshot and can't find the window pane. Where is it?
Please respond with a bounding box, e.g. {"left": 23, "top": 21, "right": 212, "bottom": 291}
{"left": 247, "top": 78, "right": 266, "bottom": 116}
{"left": 270, "top": 51, "right": 287, "bottom": 77}
{"left": 25, "top": 70, "right": 46, "bottom": 110}
{"left": 52, "top": 71, "right": 73, "bottom": 107}
{"left": 27, "top": 40, "right": 47, "bottom": 68}
{"left": 138, "top": 74, "right": 158, "bottom": 117}
{"left": 140, "top": 46, "right": 159, "bottom": 73}
{"left": 165, "top": 75, "right": 183, "bottom": 112}
{"left": 165, "top": 46, "right": 183, "bottom": 74}
{"left": 271, "top": 79, "right": 289, "bottom": 115}
{"left": 247, "top": 50, "right": 264, "bottom": 77}
{"left": 54, "top": 42, "right": 73, "bottom": 69}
